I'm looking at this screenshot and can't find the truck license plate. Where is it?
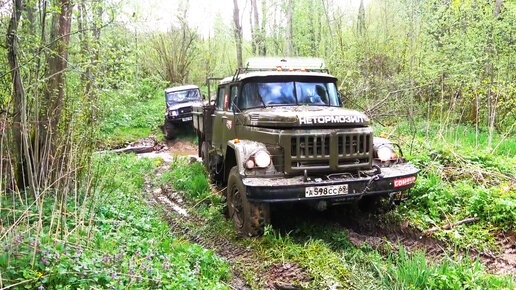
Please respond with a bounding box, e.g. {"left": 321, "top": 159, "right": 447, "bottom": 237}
{"left": 305, "top": 184, "right": 348, "bottom": 198}
{"left": 182, "top": 116, "right": 193, "bottom": 122}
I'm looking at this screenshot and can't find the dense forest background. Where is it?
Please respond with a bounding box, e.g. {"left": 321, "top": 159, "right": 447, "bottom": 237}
{"left": 1, "top": 0, "right": 515, "bottom": 288}
{"left": 1, "top": 0, "right": 515, "bottom": 188}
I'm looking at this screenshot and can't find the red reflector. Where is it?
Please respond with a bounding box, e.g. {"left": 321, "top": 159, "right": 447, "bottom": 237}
{"left": 393, "top": 176, "right": 416, "bottom": 188}
{"left": 276, "top": 66, "right": 283, "bottom": 71}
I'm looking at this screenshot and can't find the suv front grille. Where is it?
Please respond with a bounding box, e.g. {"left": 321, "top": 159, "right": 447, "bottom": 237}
{"left": 288, "top": 131, "right": 372, "bottom": 172}
{"left": 179, "top": 107, "right": 193, "bottom": 114}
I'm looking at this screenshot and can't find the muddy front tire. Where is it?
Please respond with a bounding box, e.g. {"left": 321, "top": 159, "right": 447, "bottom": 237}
{"left": 227, "top": 166, "right": 270, "bottom": 237}
{"left": 164, "top": 119, "right": 175, "bottom": 140}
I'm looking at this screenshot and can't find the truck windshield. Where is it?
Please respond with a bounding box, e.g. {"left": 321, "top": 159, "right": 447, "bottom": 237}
{"left": 166, "top": 89, "right": 201, "bottom": 104}
{"left": 240, "top": 81, "right": 339, "bottom": 109}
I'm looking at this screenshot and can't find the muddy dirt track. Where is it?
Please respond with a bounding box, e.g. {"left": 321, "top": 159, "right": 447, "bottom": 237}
{"left": 135, "top": 137, "right": 516, "bottom": 288}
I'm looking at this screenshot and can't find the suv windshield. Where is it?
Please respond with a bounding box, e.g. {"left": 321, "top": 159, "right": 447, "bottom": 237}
{"left": 240, "top": 81, "right": 339, "bottom": 109}
{"left": 166, "top": 89, "right": 201, "bottom": 104}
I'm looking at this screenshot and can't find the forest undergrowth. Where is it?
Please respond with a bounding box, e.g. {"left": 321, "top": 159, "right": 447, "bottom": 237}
{"left": 0, "top": 155, "right": 229, "bottom": 289}
{"left": 380, "top": 121, "right": 516, "bottom": 252}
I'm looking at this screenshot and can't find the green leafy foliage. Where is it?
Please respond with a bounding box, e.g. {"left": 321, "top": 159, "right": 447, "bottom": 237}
{"left": 0, "top": 155, "right": 229, "bottom": 289}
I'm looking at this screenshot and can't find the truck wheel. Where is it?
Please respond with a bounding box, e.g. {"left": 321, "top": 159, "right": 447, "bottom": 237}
{"left": 164, "top": 119, "right": 175, "bottom": 140}
{"left": 227, "top": 166, "right": 270, "bottom": 237}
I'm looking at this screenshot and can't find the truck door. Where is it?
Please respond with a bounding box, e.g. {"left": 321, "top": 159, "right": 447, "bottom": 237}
{"left": 223, "top": 85, "right": 239, "bottom": 143}
{"left": 212, "top": 86, "right": 227, "bottom": 152}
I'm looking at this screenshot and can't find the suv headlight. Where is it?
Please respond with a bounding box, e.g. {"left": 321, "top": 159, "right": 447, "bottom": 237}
{"left": 253, "top": 150, "right": 271, "bottom": 168}
{"left": 169, "top": 110, "right": 178, "bottom": 116}
{"left": 376, "top": 145, "right": 396, "bottom": 161}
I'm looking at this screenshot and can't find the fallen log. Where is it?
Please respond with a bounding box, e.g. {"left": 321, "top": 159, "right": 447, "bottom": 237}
{"left": 96, "top": 146, "right": 156, "bottom": 154}
{"left": 422, "top": 217, "right": 480, "bottom": 236}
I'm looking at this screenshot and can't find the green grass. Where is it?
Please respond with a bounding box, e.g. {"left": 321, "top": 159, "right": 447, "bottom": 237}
{"left": 374, "top": 120, "right": 516, "bottom": 251}
{"left": 163, "top": 160, "right": 515, "bottom": 289}
{"left": 98, "top": 82, "right": 165, "bottom": 147}
{"left": 0, "top": 154, "right": 229, "bottom": 289}
{"left": 381, "top": 248, "right": 512, "bottom": 289}
{"left": 161, "top": 159, "right": 219, "bottom": 204}
{"left": 392, "top": 121, "right": 516, "bottom": 158}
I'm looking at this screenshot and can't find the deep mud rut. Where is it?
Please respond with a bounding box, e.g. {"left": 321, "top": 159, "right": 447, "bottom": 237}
{"left": 143, "top": 163, "right": 310, "bottom": 289}
{"left": 272, "top": 204, "right": 516, "bottom": 275}
{"left": 135, "top": 137, "right": 515, "bottom": 288}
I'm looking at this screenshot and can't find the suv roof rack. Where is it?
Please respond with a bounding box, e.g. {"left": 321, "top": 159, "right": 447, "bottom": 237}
{"left": 232, "top": 57, "right": 329, "bottom": 81}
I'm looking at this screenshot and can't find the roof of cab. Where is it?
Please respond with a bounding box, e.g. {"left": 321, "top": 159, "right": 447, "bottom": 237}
{"left": 219, "top": 71, "right": 337, "bottom": 85}
{"left": 164, "top": 84, "right": 199, "bottom": 93}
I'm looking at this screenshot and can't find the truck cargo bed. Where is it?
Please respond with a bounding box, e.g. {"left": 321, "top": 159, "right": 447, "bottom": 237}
{"left": 192, "top": 104, "right": 215, "bottom": 143}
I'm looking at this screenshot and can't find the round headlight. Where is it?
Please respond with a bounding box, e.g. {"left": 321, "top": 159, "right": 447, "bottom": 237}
{"left": 254, "top": 150, "right": 271, "bottom": 168}
{"left": 377, "top": 146, "right": 396, "bottom": 161}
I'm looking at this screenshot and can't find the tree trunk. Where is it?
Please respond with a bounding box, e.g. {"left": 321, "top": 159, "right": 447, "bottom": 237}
{"left": 260, "top": 0, "right": 267, "bottom": 55}
{"left": 285, "top": 0, "right": 293, "bottom": 57}
{"left": 251, "top": 0, "right": 260, "bottom": 55}
{"left": 39, "top": 0, "right": 74, "bottom": 180}
{"left": 233, "top": 0, "right": 243, "bottom": 67}
{"left": 6, "top": 0, "right": 34, "bottom": 190}
{"left": 494, "top": 0, "right": 503, "bottom": 17}
{"left": 358, "top": 0, "right": 365, "bottom": 37}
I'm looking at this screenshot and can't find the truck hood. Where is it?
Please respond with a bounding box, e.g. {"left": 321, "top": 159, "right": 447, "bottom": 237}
{"left": 241, "top": 106, "right": 370, "bottom": 128}
{"left": 167, "top": 100, "right": 204, "bottom": 111}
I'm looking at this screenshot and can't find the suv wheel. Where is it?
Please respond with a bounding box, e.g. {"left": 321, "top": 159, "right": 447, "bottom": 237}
{"left": 164, "top": 118, "right": 175, "bottom": 140}
{"left": 227, "top": 166, "right": 270, "bottom": 237}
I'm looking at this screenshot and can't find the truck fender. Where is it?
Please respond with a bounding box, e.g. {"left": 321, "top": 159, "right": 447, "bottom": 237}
{"left": 226, "top": 139, "right": 272, "bottom": 175}
{"left": 373, "top": 137, "right": 404, "bottom": 157}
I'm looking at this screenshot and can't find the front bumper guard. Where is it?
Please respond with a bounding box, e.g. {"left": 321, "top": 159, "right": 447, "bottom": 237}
{"left": 242, "top": 162, "right": 420, "bottom": 203}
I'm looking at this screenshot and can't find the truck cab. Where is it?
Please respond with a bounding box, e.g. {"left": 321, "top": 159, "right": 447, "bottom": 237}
{"left": 193, "top": 58, "right": 419, "bottom": 237}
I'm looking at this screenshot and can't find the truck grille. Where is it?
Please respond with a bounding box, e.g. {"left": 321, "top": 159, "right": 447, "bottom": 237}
{"left": 288, "top": 132, "right": 372, "bottom": 172}
{"left": 291, "top": 136, "right": 330, "bottom": 158}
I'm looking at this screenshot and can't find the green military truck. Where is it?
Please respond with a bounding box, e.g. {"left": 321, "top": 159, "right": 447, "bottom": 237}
{"left": 193, "top": 58, "right": 419, "bottom": 237}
